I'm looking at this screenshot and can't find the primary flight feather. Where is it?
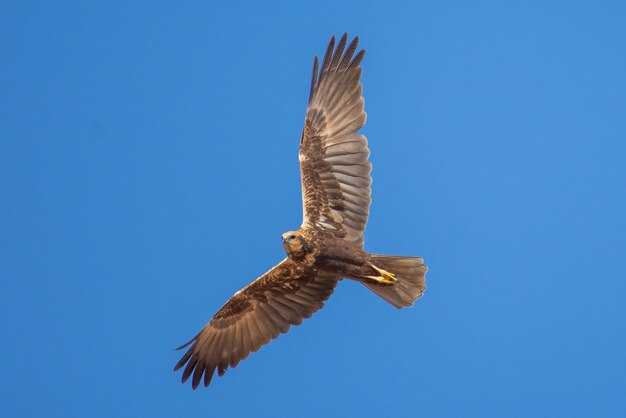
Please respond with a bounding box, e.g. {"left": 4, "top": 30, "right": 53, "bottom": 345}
{"left": 174, "top": 33, "right": 428, "bottom": 389}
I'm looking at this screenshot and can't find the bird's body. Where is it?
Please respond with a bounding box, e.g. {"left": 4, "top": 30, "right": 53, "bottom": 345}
{"left": 175, "top": 34, "right": 428, "bottom": 389}
{"left": 283, "top": 229, "right": 369, "bottom": 277}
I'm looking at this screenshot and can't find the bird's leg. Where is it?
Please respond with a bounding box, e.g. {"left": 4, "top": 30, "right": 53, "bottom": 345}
{"left": 364, "top": 262, "right": 397, "bottom": 285}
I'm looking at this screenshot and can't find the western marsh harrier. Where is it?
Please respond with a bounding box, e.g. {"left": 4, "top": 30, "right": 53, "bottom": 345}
{"left": 174, "top": 34, "right": 428, "bottom": 389}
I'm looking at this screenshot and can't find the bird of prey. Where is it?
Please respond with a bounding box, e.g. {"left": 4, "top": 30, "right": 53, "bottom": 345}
{"left": 174, "top": 33, "right": 428, "bottom": 389}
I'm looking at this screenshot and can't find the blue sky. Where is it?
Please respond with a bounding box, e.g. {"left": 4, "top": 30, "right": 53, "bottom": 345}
{"left": 2, "top": 1, "right": 625, "bottom": 417}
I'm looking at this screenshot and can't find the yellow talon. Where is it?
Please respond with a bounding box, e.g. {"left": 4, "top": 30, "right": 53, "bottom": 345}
{"left": 365, "top": 262, "right": 397, "bottom": 285}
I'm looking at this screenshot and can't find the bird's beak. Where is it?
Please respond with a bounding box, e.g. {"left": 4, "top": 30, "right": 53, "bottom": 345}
{"left": 282, "top": 236, "right": 287, "bottom": 243}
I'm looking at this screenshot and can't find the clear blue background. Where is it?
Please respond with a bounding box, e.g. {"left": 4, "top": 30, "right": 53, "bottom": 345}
{"left": 2, "top": 1, "right": 625, "bottom": 417}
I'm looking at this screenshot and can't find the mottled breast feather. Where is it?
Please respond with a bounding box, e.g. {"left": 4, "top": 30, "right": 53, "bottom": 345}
{"left": 174, "top": 258, "right": 339, "bottom": 389}
{"left": 300, "top": 34, "right": 372, "bottom": 247}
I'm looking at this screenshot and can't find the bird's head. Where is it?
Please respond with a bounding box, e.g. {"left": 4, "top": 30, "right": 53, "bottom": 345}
{"left": 282, "top": 230, "right": 308, "bottom": 259}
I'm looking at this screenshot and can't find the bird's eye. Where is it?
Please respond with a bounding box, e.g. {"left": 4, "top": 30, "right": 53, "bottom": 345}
{"left": 289, "top": 235, "right": 296, "bottom": 240}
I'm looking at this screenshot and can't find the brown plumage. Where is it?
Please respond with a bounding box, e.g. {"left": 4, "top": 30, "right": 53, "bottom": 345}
{"left": 174, "top": 33, "right": 428, "bottom": 389}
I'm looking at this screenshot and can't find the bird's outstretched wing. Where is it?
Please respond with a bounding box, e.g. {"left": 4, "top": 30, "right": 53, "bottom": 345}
{"left": 300, "top": 33, "right": 371, "bottom": 247}
{"left": 174, "top": 258, "right": 339, "bottom": 389}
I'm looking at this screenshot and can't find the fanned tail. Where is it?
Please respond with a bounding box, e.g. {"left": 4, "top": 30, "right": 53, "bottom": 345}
{"left": 362, "top": 254, "right": 427, "bottom": 309}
